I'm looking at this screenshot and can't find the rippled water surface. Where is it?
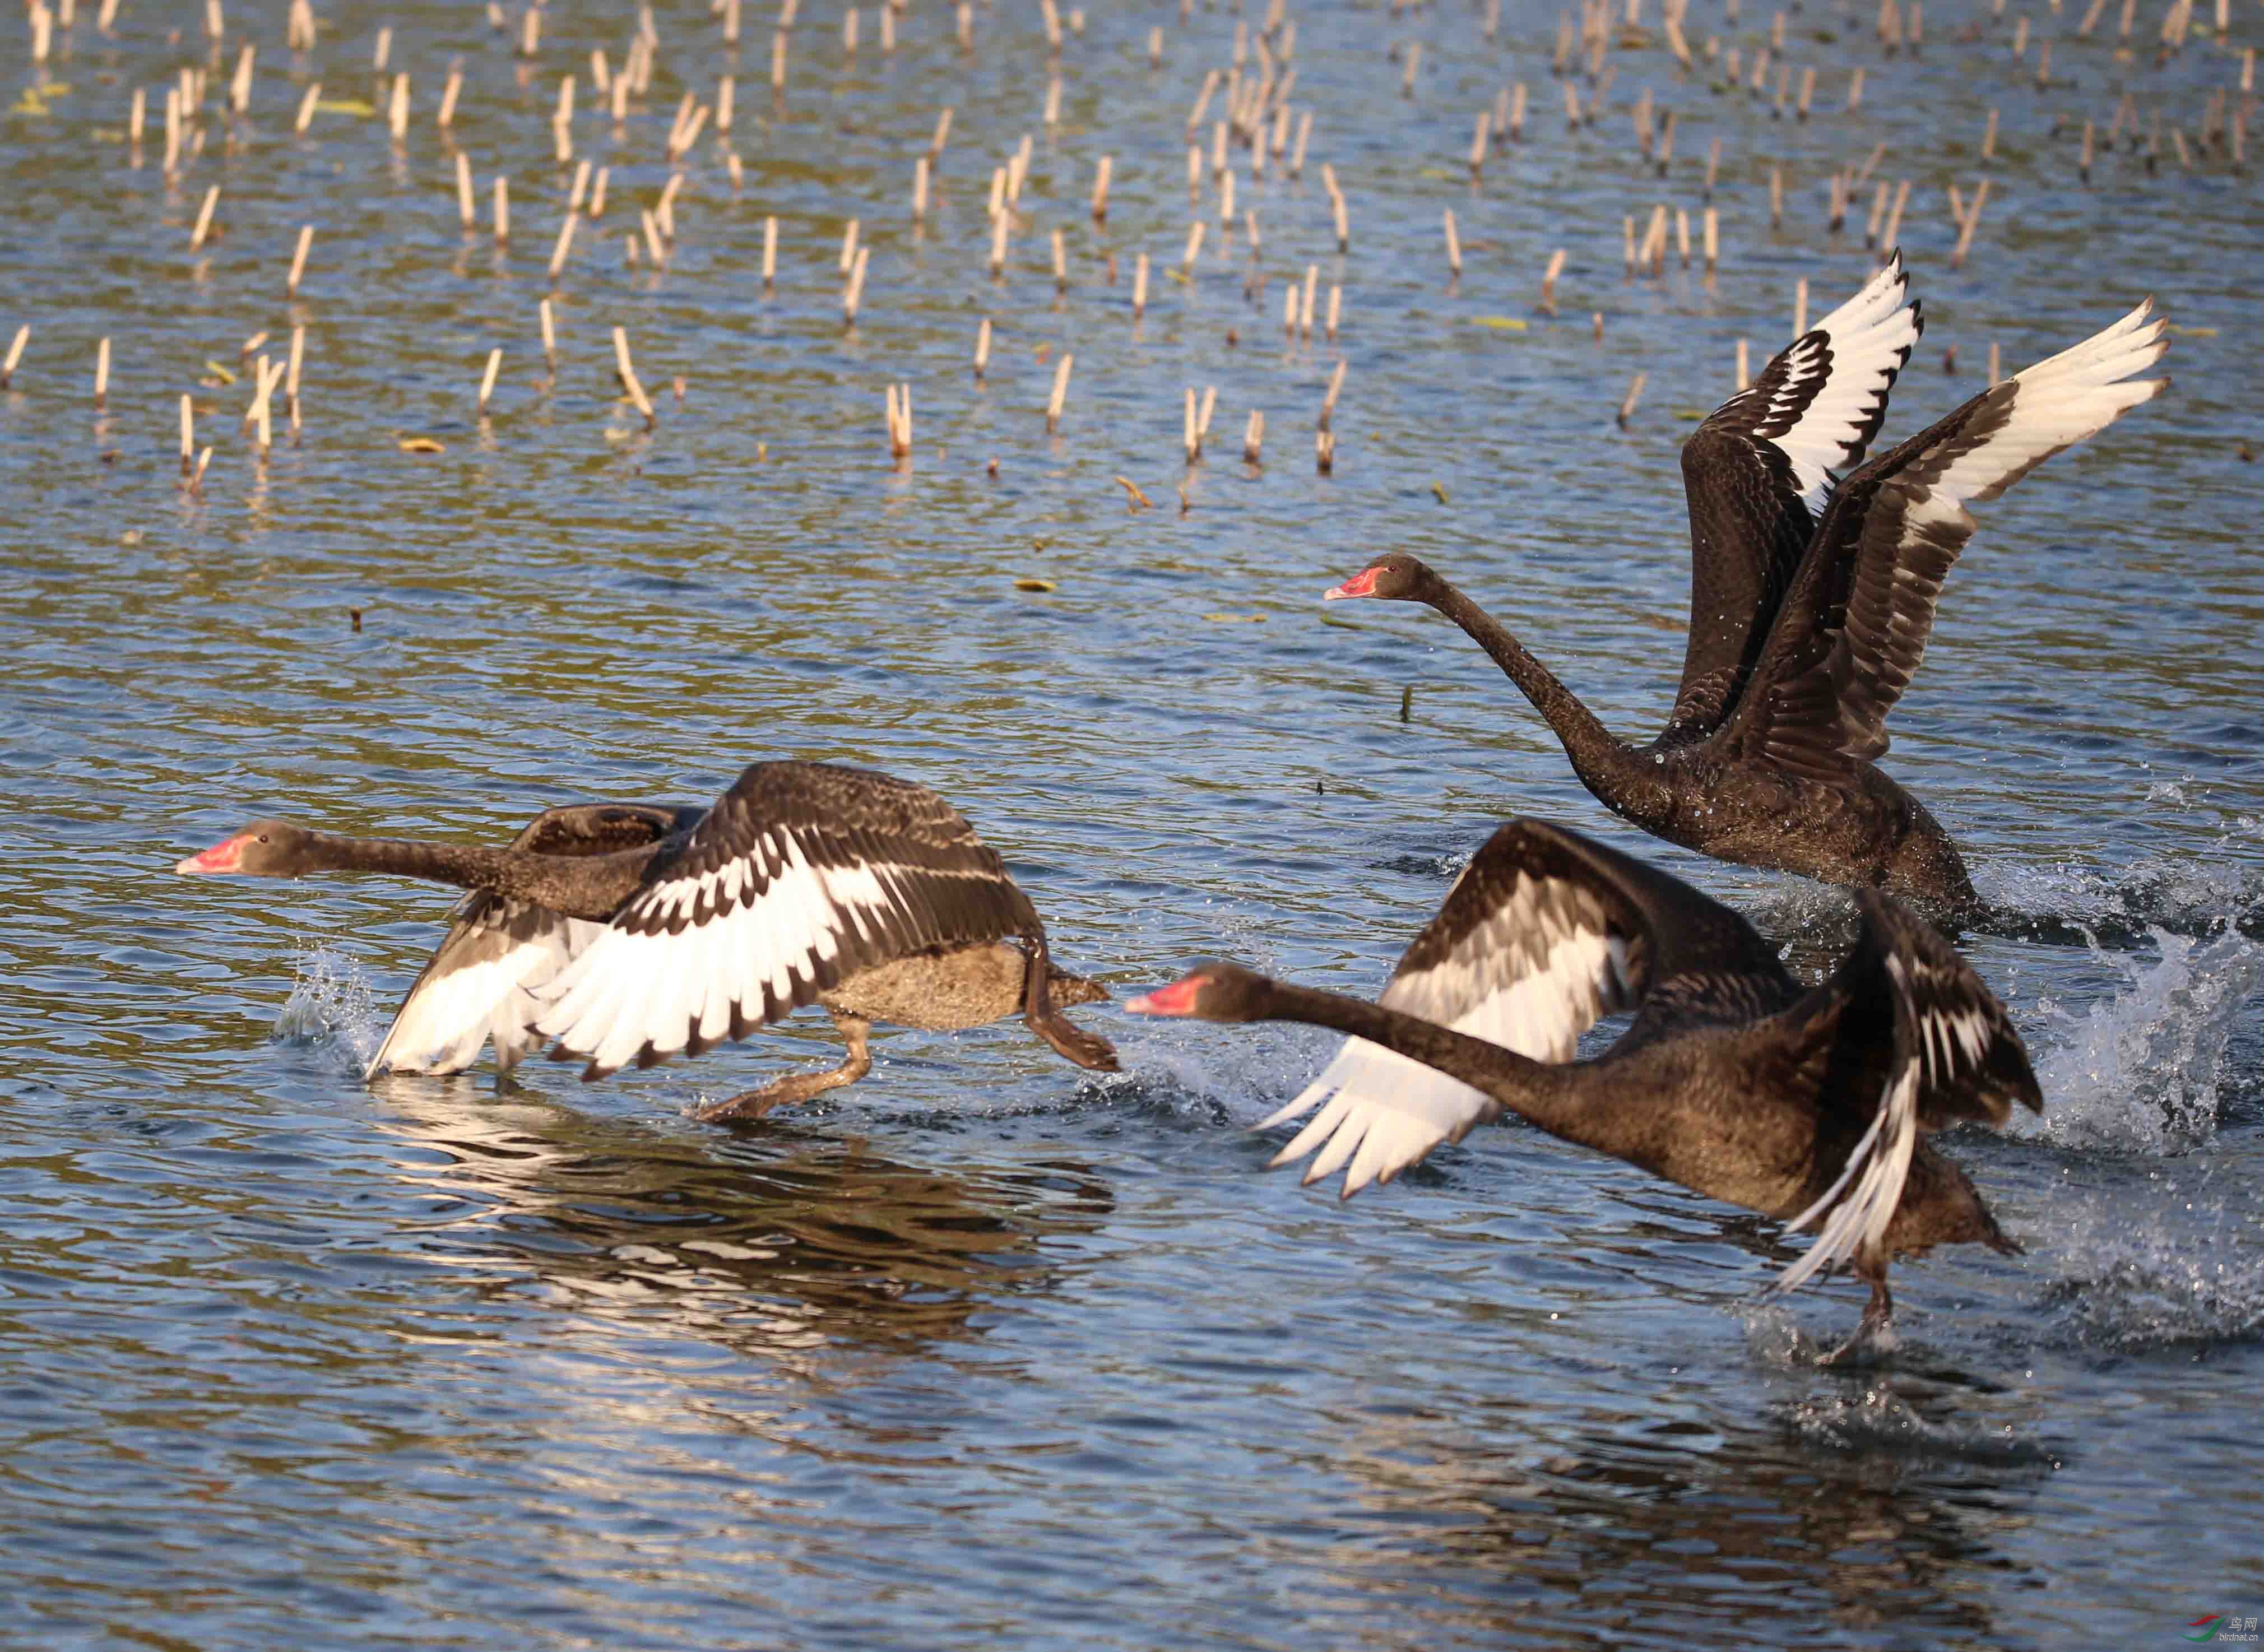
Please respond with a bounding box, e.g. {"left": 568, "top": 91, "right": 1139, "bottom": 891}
{"left": 4, "top": 0, "right": 2261, "bottom": 1645}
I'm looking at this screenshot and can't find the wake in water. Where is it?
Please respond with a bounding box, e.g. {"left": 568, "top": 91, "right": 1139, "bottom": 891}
{"left": 271, "top": 943, "right": 386, "bottom": 1073}
{"left": 1975, "top": 815, "right": 2264, "bottom": 947}
{"left": 1769, "top": 1384, "right": 2060, "bottom": 1464}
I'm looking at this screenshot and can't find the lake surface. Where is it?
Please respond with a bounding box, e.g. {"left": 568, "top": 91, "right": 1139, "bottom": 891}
{"left": 2, "top": 0, "right": 2260, "bottom": 1645}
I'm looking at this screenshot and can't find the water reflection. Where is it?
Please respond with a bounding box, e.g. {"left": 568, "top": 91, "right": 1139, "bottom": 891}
{"left": 1308, "top": 1388, "right": 2043, "bottom": 1645}
{"left": 365, "top": 1079, "right": 1114, "bottom": 1374}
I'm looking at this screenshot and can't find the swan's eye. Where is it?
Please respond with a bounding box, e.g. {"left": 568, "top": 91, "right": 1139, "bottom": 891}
{"left": 257, "top": 833, "right": 270, "bottom": 842}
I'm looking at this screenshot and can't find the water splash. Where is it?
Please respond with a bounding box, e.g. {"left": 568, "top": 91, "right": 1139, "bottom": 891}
{"left": 1739, "top": 1301, "right": 1895, "bottom": 1369}
{"left": 272, "top": 943, "right": 384, "bottom": 1072}
{"left": 2039, "top": 1189, "right": 2264, "bottom": 1354}
{"left": 1977, "top": 838, "right": 2264, "bottom": 944}
{"left": 2017, "top": 927, "right": 2262, "bottom": 1154}
{"left": 1770, "top": 1385, "right": 2057, "bottom": 1464}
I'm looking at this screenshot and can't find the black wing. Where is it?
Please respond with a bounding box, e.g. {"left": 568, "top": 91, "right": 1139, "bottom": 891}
{"left": 1263, "top": 818, "right": 1794, "bottom": 1196}
{"left": 366, "top": 804, "right": 700, "bottom": 1077}
{"left": 1668, "top": 256, "right": 1922, "bottom": 737}
{"left": 1719, "top": 301, "right": 2168, "bottom": 784}
{"left": 1773, "top": 890, "right": 2040, "bottom": 1293}
{"left": 534, "top": 762, "right": 1043, "bottom": 1078}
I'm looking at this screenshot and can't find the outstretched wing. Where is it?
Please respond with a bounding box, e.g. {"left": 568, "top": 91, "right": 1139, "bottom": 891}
{"left": 1725, "top": 300, "right": 2169, "bottom": 783}
{"left": 1770, "top": 890, "right": 2040, "bottom": 1295}
{"left": 366, "top": 804, "right": 699, "bottom": 1078}
{"left": 1263, "top": 819, "right": 1783, "bottom": 1197}
{"left": 1669, "top": 256, "right": 1922, "bottom": 736}
{"left": 534, "top": 762, "right": 1042, "bottom": 1079}
{"left": 367, "top": 896, "right": 609, "bottom": 1078}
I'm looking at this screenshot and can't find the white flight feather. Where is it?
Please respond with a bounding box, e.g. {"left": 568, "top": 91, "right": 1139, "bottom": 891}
{"left": 1770, "top": 1061, "right": 1919, "bottom": 1297}
{"left": 370, "top": 911, "right": 610, "bottom": 1078}
{"left": 1772, "top": 953, "right": 1931, "bottom": 1296}
{"left": 369, "top": 949, "right": 530, "bottom": 1077}
{"left": 1937, "top": 299, "right": 2167, "bottom": 508}
{"left": 1771, "top": 259, "right": 1921, "bottom": 508}
{"left": 532, "top": 822, "right": 919, "bottom": 1074}
{"left": 1261, "top": 903, "right": 1629, "bottom": 1197}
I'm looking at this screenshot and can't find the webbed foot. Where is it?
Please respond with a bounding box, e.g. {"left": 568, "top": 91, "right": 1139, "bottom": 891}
{"left": 1030, "top": 1013, "right": 1120, "bottom": 1072}
{"left": 692, "top": 1013, "right": 872, "bottom": 1122}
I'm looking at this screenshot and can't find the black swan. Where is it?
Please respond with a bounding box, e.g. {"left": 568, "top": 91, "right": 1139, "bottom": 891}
{"left": 1327, "top": 270, "right": 2169, "bottom": 914}
{"left": 1128, "top": 818, "right": 2041, "bottom": 1353}
{"left": 176, "top": 761, "right": 1119, "bottom": 1119}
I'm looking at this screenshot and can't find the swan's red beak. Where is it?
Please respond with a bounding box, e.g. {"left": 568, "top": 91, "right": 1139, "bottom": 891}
{"left": 1125, "top": 975, "right": 1205, "bottom": 1017}
{"left": 175, "top": 834, "right": 248, "bottom": 876}
{"left": 1323, "top": 568, "right": 1380, "bottom": 601}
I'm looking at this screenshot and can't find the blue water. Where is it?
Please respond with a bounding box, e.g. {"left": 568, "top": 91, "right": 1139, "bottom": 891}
{"left": 2, "top": 0, "right": 2260, "bottom": 1645}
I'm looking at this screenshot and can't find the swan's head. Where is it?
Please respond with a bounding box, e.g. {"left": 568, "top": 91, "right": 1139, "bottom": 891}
{"left": 1125, "top": 961, "right": 1273, "bottom": 1024}
{"left": 1323, "top": 553, "right": 1435, "bottom": 604}
{"left": 175, "top": 819, "right": 312, "bottom": 877}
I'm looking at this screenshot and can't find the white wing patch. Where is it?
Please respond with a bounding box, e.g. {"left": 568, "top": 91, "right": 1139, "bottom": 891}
{"left": 1769, "top": 260, "right": 1922, "bottom": 509}
{"left": 533, "top": 828, "right": 900, "bottom": 1076}
{"left": 1260, "top": 879, "right": 1632, "bottom": 1198}
{"left": 367, "top": 907, "right": 606, "bottom": 1079}
{"left": 1935, "top": 298, "right": 2168, "bottom": 508}
{"left": 1771, "top": 1059, "right": 1918, "bottom": 1298}
{"left": 1771, "top": 948, "right": 1993, "bottom": 1296}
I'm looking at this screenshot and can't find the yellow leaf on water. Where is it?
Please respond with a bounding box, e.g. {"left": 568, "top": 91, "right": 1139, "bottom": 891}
{"left": 1166, "top": 268, "right": 1190, "bottom": 285}
{"left": 203, "top": 360, "right": 237, "bottom": 384}
{"left": 1115, "top": 475, "right": 1153, "bottom": 509}
{"left": 1431, "top": 481, "right": 1450, "bottom": 504}
{"left": 1418, "top": 166, "right": 1458, "bottom": 181}
{"left": 397, "top": 436, "right": 446, "bottom": 453}
{"left": 316, "top": 98, "right": 377, "bottom": 115}
{"left": 1471, "top": 315, "right": 1529, "bottom": 332}
{"left": 1014, "top": 577, "right": 1057, "bottom": 592}
{"left": 2165, "top": 324, "right": 2219, "bottom": 337}
{"left": 1203, "top": 612, "right": 1266, "bottom": 624}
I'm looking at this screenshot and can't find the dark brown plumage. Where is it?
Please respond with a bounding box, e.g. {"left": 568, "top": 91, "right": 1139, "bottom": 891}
{"left": 175, "top": 762, "right": 1117, "bottom": 1117}
{"left": 1130, "top": 818, "right": 2043, "bottom": 1356}
{"left": 1327, "top": 287, "right": 2169, "bottom": 917}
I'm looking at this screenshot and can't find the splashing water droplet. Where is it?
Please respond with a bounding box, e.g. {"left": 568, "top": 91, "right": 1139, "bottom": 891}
{"left": 2019, "top": 926, "right": 2262, "bottom": 1154}
{"left": 273, "top": 944, "right": 384, "bottom": 1071}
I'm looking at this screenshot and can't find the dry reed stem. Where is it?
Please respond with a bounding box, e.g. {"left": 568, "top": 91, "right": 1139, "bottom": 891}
{"left": 287, "top": 224, "right": 313, "bottom": 295}
{"left": 189, "top": 185, "right": 220, "bottom": 250}
{"left": 1617, "top": 371, "right": 1645, "bottom": 428}
{"left": 1046, "top": 353, "right": 1073, "bottom": 431}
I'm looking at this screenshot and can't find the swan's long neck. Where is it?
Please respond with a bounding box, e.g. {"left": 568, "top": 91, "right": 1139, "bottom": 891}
{"left": 1423, "top": 580, "right": 1665, "bottom": 819}
{"left": 1247, "top": 978, "right": 1625, "bottom": 1154}
{"left": 289, "top": 829, "right": 641, "bottom": 918}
